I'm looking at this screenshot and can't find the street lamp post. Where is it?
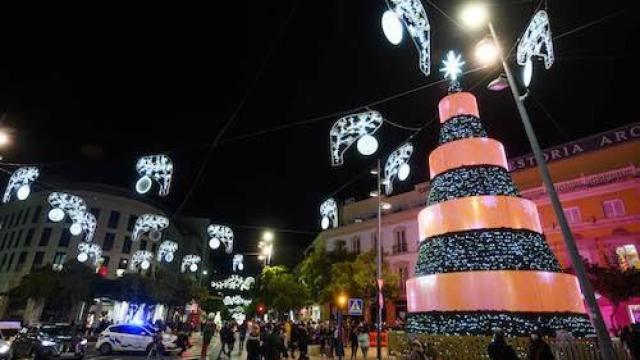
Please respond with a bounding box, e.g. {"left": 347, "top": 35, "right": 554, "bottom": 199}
{"left": 461, "top": 5, "right": 615, "bottom": 357}
{"left": 374, "top": 159, "right": 383, "bottom": 360}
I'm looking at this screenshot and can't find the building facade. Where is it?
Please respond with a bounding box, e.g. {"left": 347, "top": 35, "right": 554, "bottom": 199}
{"left": 314, "top": 123, "right": 640, "bottom": 330}
{"left": 0, "top": 183, "right": 211, "bottom": 319}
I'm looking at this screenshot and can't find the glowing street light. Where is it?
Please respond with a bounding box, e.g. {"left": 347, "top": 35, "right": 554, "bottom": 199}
{"left": 337, "top": 294, "right": 348, "bottom": 308}
{"left": 262, "top": 230, "right": 274, "bottom": 242}
{"left": 459, "top": 3, "right": 488, "bottom": 30}
{"left": 474, "top": 37, "right": 499, "bottom": 66}
{"left": 0, "top": 130, "right": 10, "bottom": 147}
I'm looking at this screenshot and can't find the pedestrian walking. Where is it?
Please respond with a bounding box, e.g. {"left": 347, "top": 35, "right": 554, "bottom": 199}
{"left": 264, "top": 325, "right": 284, "bottom": 360}
{"left": 239, "top": 320, "right": 248, "bottom": 353}
{"left": 333, "top": 324, "right": 344, "bottom": 360}
{"left": 357, "top": 328, "right": 369, "bottom": 359}
{"left": 487, "top": 329, "right": 517, "bottom": 360}
{"left": 297, "top": 324, "right": 309, "bottom": 360}
{"left": 201, "top": 314, "right": 216, "bottom": 359}
{"left": 349, "top": 325, "right": 358, "bottom": 360}
{"left": 408, "top": 340, "right": 425, "bottom": 360}
{"left": 147, "top": 330, "right": 164, "bottom": 360}
{"left": 247, "top": 324, "right": 262, "bottom": 360}
{"left": 216, "top": 322, "right": 232, "bottom": 360}
{"left": 527, "top": 331, "right": 554, "bottom": 360}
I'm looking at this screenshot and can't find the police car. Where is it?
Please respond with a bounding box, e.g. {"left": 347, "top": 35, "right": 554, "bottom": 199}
{"left": 96, "top": 324, "right": 177, "bottom": 355}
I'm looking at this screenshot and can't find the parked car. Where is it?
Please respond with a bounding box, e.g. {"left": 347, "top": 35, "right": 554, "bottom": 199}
{"left": 0, "top": 320, "right": 22, "bottom": 360}
{"left": 11, "top": 323, "right": 87, "bottom": 360}
{"left": 96, "top": 324, "right": 177, "bottom": 355}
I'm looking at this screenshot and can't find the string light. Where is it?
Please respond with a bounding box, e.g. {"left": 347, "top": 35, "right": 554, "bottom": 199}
{"left": 427, "top": 166, "right": 519, "bottom": 205}
{"left": 132, "top": 214, "right": 169, "bottom": 242}
{"left": 207, "top": 224, "right": 234, "bottom": 253}
{"left": 48, "top": 192, "right": 96, "bottom": 242}
{"left": 77, "top": 242, "right": 102, "bottom": 264}
{"left": 383, "top": 0, "right": 431, "bottom": 76}
{"left": 383, "top": 143, "right": 413, "bottom": 195}
{"left": 438, "top": 115, "right": 487, "bottom": 144}
{"left": 517, "top": 10, "right": 555, "bottom": 87}
{"left": 181, "top": 255, "right": 201, "bottom": 273}
{"left": 319, "top": 198, "right": 338, "bottom": 230}
{"left": 135, "top": 155, "right": 173, "bottom": 196}
{"left": 329, "top": 111, "right": 384, "bottom": 166}
{"left": 157, "top": 240, "right": 178, "bottom": 263}
{"left": 233, "top": 254, "right": 244, "bottom": 272}
{"left": 132, "top": 250, "right": 154, "bottom": 270}
{"left": 2, "top": 167, "right": 39, "bottom": 203}
{"left": 211, "top": 275, "right": 255, "bottom": 291}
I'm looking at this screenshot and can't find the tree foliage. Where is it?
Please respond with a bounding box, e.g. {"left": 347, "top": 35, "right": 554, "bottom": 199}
{"left": 256, "top": 265, "right": 310, "bottom": 316}
{"left": 296, "top": 239, "right": 354, "bottom": 303}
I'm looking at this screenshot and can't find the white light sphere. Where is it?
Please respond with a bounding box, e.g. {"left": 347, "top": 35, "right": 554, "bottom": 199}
{"left": 381, "top": 10, "right": 403, "bottom": 45}
{"left": 523, "top": 58, "right": 533, "bottom": 87}
{"left": 475, "top": 38, "right": 499, "bottom": 66}
{"left": 189, "top": 263, "right": 198, "bottom": 272}
{"left": 165, "top": 253, "right": 174, "bottom": 263}
{"left": 48, "top": 208, "right": 65, "bottom": 222}
{"left": 356, "top": 135, "right": 378, "bottom": 156}
{"left": 16, "top": 185, "right": 31, "bottom": 201}
{"left": 209, "top": 238, "right": 221, "bottom": 249}
{"left": 398, "top": 163, "right": 411, "bottom": 181}
{"left": 69, "top": 223, "right": 83, "bottom": 236}
{"left": 77, "top": 252, "right": 88, "bottom": 263}
{"left": 321, "top": 216, "right": 330, "bottom": 230}
{"left": 141, "top": 260, "right": 150, "bottom": 270}
{"left": 149, "top": 230, "right": 162, "bottom": 242}
{"left": 460, "top": 3, "right": 488, "bottom": 30}
{"left": 0, "top": 131, "right": 10, "bottom": 146}
{"left": 136, "top": 175, "right": 153, "bottom": 194}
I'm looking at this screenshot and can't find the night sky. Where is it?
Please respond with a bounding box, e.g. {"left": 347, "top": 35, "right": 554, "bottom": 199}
{"left": 0, "top": 1, "right": 636, "bottom": 271}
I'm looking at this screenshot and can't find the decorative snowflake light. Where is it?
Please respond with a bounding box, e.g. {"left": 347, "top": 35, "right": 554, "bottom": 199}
{"left": 157, "top": 240, "right": 178, "bottom": 263}
{"left": 211, "top": 275, "right": 255, "bottom": 291}
{"left": 440, "top": 50, "right": 465, "bottom": 82}
{"left": 3, "top": 167, "right": 39, "bottom": 203}
{"left": 48, "top": 192, "right": 95, "bottom": 242}
{"left": 207, "top": 224, "right": 234, "bottom": 253}
{"left": 223, "top": 295, "right": 252, "bottom": 307}
{"left": 330, "top": 111, "right": 384, "bottom": 166}
{"left": 233, "top": 254, "right": 244, "bottom": 272}
{"left": 77, "top": 242, "right": 102, "bottom": 264}
{"left": 181, "top": 254, "right": 201, "bottom": 273}
{"left": 385, "top": 0, "right": 431, "bottom": 76}
{"left": 320, "top": 198, "right": 338, "bottom": 230}
{"left": 383, "top": 143, "right": 414, "bottom": 195}
{"left": 517, "top": 10, "right": 554, "bottom": 87}
{"left": 131, "top": 250, "right": 154, "bottom": 270}
{"left": 228, "top": 306, "right": 246, "bottom": 315}
{"left": 135, "top": 155, "right": 173, "bottom": 196}
{"left": 132, "top": 214, "right": 169, "bottom": 242}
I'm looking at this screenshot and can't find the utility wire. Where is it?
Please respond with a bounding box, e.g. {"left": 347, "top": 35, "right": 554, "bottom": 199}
{"left": 554, "top": 8, "right": 627, "bottom": 41}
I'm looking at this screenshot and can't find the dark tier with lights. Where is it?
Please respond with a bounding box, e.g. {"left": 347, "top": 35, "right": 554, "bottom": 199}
{"left": 406, "top": 91, "right": 594, "bottom": 336}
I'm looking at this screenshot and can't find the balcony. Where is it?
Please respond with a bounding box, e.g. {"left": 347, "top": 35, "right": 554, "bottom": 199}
{"left": 392, "top": 244, "right": 409, "bottom": 255}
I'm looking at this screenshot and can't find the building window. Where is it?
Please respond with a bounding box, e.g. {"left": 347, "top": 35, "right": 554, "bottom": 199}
{"left": 7, "top": 213, "right": 15, "bottom": 229}
{"left": 32, "top": 252, "right": 45, "bottom": 270}
{"left": 0, "top": 254, "right": 6, "bottom": 271}
{"left": 15, "top": 230, "right": 23, "bottom": 248}
{"left": 371, "top": 233, "right": 378, "bottom": 251}
{"left": 351, "top": 237, "right": 361, "bottom": 254}
{"left": 101, "top": 256, "right": 110, "bottom": 268}
{"left": 107, "top": 211, "right": 121, "bottom": 229}
{"left": 127, "top": 215, "right": 137, "bottom": 232}
{"left": 103, "top": 233, "right": 115, "bottom": 251}
{"left": 617, "top": 245, "right": 640, "bottom": 270}
{"left": 52, "top": 252, "right": 67, "bottom": 271}
{"left": 603, "top": 199, "right": 625, "bottom": 219}
{"left": 140, "top": 240, "right": 147, "bottom": 251}
{"left": 32, "top": 206, "right": 42, "bottom": 224}
{"left": 38, "top": 228, "right": 52, "bottom": 247}
{"left": 22, "top": 208, "right": 30, "bottom": 226}
{"left": 334, "top": 240, "right": 346, "bottom": 251}
{"left": 398, "top": 264, "right": 408, "bottom": 294}
{"left": 15, "top": 252, "right": 27, "bottom": 272}
{"left": 15, "top": 210, "right": 24, "bottom": 227}
{"left": 122, "top": 236, "right": 132, "bottom": 254}
{"left": 24, "top": 228, "right": 35, "bottom": 247}
{"left": 8, "top": 232, "right": 16, "bottom": 249}
{"left": 563, "top": 207, "right": 582, "bottom": 224}
{"left": 6, "top": 253, "right": 15, "bottom": 272}
{"left": 0, "top": 234, "right": 6, "bottom": 250}
{"left": 117, "top": 258, "right": 128, "bottom": 277}
{"left": 394, "top": 228, "right": 408, "bottom": 254}
{"left": 58, "top": 229, "right": 71, "bottom": 248}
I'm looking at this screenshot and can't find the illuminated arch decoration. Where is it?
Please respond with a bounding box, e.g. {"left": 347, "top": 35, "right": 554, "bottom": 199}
{"left": 233, "top": 254, "right": 244, "bottom": 272}
{"left": 517, "top": 10, "right": 554, "bottom": 86}
{"left": 211, "top": 275, "right": 255, "bottom": 291}
{"left": 77, "top": 242, "right": 102, "bottom": 264}
{"left": 330, "top": 111, "right": 384, "bottom": 166}
{"left": 207, "top": 224, "right": 234, "bottom": 253}
{"left": 131, "top": 250, "right": 154, "bottom": 270}
{"left": 181, "top": 254, "right": 201, "bottom": 273}
{"left": 320, "top": 198, "right": 338, "bottom": 230}
{"left": 132, "top": 214, "right": 169, "bottom": 242}
{"left": 157, "top": 240, "right": 178, "bottom": 263}
{"left": 385, "top": 0, "right": 431, "bottom": 76}
{"left": 47, "top": 192, "right": 96, "bottom": 242}
{"left": 383, "top": 143, "right": 414, "bottom": 195}
{"left": 223, "top": 295, "right": 252, "bottom": 307}
{"left": 135, "top": 155, "right": 173, "bottom": 197}
{"left": 3, "top": 167, "right": 40, "bottom": 203}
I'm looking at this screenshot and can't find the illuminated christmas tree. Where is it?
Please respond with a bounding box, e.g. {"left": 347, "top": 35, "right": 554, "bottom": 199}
{"left": 405, "top": 52, "right": 594, "bottom": 336}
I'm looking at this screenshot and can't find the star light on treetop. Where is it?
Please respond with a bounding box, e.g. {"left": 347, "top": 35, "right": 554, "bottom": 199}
{"left": 440, "top": 51, "right": 465, "bottom": 82}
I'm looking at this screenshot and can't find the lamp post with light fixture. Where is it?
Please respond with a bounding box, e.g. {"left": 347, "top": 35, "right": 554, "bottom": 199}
{"left": 460, "top": 4, "right": 614, "bottom": 358}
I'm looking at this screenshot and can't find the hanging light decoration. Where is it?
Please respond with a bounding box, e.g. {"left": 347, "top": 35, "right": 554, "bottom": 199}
{"left": 132, "top": 214, "right": 169, "bottom": 242}
{"left": 135, "top": 154, "right": 173, "bottom": 196}
{"left": 516, "top": 10, "right": 554, "bottom": 87}
{"left": 181, "top": 254, "right": 201, "bottom": 273}
{"left": 47, "top": 192, "right": 96, "bottom": 242}
{"left": 207, "top": 224, "right": 234, "bottom": 253}
{"left": 157, "top": 240, "right": 178, "bottom": 263}
{"left": 382, "top": 0, "right": 431, "bottom": 76}
{"left": 131, "top": 250, "right": 154, "bottom": 270}
{"left": 383, "top": 143, "right": 414, "bottom": 195}
{"left": 223, "top": 295, "right": 252, "bottom": 307}
{"left": 77, "top": 242, "right": 102, "bottom": 264}
{"left": 233, "top": 254, "right": 244, "bottom": 272}
{"left": 319, "top": 198, "right": 338, "bottom": 230}
{"left": 2, "top": 167, "right": 40, "bottom": 203}
{"left": 211, "top": 275, "right": 255, "bottom": 291}
{"left": 330, "top": 111, "right": 384, "bottom": 166}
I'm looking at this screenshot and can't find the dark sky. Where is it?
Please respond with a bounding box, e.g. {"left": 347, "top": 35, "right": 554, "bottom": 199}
{"left": 0, "top": 1, "right": 636, "bottom": 270}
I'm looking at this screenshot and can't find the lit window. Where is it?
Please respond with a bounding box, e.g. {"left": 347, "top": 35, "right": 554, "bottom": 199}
{"left": 394, "top": 228, "right": 407, "bottom": 254}
{"left": 603, "top": 199, "right": 625, "bottom": 219}
{"left": 52, "top": 252, "right": 66, "bottom": 271}
{"left": 616, "top": 245, "right": 640, "bottom": 270}
{"left": 563, "top": 207, "right": 582, "bottom": 224}
{"left": 352, "top": 237, "right": 361, "bottom": 254}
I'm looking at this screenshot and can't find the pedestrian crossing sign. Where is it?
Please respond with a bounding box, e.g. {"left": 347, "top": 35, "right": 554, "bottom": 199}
{"left": 348, "top": 298, "right": 364, "bottom": 316}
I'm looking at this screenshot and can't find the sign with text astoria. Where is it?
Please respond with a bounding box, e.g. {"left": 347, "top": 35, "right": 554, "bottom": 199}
{"left": 508, "top": 122, "right": 640, "bottom": 171}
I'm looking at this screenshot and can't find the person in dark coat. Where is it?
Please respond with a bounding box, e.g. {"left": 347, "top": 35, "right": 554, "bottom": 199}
{"left": 201, "top": 316, "right": 216, "bottom": 359}
{"left": 264, "top": 326, "right": 285, "bottom": 360}
{"left": 487, "top": 329, "right": 517, "bottom": 360}
{"left": 246, "top": 324, "right": 262, "bottom": 360}
{"left": 527, "top": 331, "right": 555, "bottom": 360}
{"left": 297, "top": 324, "right": 309, "bottom": 360}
